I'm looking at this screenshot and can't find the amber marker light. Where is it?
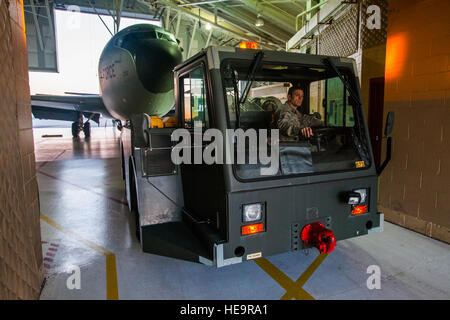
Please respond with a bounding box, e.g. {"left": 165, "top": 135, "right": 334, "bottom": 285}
{"left": 351, "top": 205, "right": 368, "bottom": 216}
{"left": 241, "top": 223, "right": 264, "bottom": 236}
{"left": 239, "top": 41, "right": 258, "bottom": 50}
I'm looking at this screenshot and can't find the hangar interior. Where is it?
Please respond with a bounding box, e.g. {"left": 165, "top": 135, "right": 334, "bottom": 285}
{"left": 0, "top": 0, "right": 449, "bottom": 300}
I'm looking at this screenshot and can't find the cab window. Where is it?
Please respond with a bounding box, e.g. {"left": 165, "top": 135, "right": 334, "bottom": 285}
{"left": 181, "top": 66, "right": 209, "bottom": 129}
{"left": 310, "top": 77, "right": 355, "bottom": 127}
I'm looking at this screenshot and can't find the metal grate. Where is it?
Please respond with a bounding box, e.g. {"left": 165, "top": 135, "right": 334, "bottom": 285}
{"left": 360, "top": 0, "right": 388, "bottom": 49}
{"left": 142, "top": 133, "right": 177, "bottom": 177}
{"left": 142, "top": 149, "right": 177, "bottom": 177}
{"left": 318, "top": 5, "right": 359, "bottom": 57}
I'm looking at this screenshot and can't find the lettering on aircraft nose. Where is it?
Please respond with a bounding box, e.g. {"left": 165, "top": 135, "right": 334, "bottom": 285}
{"left": 102, "top": 64, "right": 116, "bottom": 80}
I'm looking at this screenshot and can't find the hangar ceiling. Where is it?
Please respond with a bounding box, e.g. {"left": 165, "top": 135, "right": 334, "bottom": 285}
{"left": 27, "top": 0, "right": 357, "bottom": 52}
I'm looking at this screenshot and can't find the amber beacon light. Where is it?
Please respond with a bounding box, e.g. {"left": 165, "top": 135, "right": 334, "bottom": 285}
{"left": 239, "top": 41, "right": 258, "bottom": 50}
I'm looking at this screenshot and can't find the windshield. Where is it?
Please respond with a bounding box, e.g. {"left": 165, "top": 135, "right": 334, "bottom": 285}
{"left": 221, "top": 58, "right": 372, "bottom": 181}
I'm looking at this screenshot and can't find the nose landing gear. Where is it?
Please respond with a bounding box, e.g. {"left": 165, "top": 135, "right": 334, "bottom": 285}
{"left": 72, "top": 113, "right": 92, "bottom": 138}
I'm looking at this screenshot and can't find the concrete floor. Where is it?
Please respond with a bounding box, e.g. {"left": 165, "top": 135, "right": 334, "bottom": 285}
{"left": 34, "top": 124, "right": 450, "bottom": 300}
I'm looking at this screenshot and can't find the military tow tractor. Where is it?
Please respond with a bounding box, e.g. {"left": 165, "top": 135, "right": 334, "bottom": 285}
{"left": 120, "top": 46, "right": 394, "bottom": 267}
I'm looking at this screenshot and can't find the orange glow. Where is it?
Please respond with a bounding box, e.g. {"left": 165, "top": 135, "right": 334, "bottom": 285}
{"left": 385, "top": 33, "right": 408, "bottom": 80}
{"left": 241, "top": 223, "right": 264, "bottom": 235}
{"left": 239, "top": 41, "right": 258, "bottom": 50}
{"left": 351, "top": 205, "right": 368, "bottom": 216}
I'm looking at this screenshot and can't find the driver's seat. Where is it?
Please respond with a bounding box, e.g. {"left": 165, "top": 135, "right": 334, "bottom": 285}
{"left": 261, "top": 96, "right": 283, "bottom": 128}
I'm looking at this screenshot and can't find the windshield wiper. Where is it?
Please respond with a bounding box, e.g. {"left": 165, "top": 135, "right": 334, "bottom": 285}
{"left": 230, "top": 69, "right": 241, "bottom": 128}
{"left": 229, "top": 51, "right": 264, "bottom": 128}
{"left": 322, "top": 58, "right": 361, "bottom": 106}
{"left": 240, "top": 51, "right": 264, "bottom": 106}
{"left": 322, "top": 57, "right": 371, "bottom": 166}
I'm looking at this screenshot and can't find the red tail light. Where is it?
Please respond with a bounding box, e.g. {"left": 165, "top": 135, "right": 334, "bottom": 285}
{"left": 300, "top": 222, "right": 336, "bottom": 254}
{"left": 351, "top": 205, "right": 368, "bottom": 215}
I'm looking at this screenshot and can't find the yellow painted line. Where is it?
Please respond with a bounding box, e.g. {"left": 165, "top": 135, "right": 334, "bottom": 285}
{"left": 254, "top": 252, "right": 329, "bottom": 300}
{"left": 40, "top": 214, "right": 119, "bottom": 300}
{"left": 281, "top": 253, "right": 328, "bottom": 300}
{"left": 254, "top": 258, "right": 314, "bottom": 300}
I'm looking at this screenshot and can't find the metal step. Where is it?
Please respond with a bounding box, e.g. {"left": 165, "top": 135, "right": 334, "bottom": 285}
{"left": 140, "top": 221, "right": 212, "bottom": 264}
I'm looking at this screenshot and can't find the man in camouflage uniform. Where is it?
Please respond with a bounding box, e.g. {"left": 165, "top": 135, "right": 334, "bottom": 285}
{"left": 271, "top": 87, "right": 323, "bottom": 141}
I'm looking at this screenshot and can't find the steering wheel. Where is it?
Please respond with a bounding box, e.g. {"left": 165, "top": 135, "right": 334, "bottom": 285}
{"left": 301, "top": 127, "right": 336, "bottom": 150}
{"left": 312, "top": 127, "right": 335, "bottom": 137}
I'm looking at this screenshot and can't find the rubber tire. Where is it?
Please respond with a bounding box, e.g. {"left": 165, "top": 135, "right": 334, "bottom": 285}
{"left": 120, "top": 143, "right": 125, "bottom": 180}
{"left": 116, "top": 120, "right": 123, "bottom": 131}
{"left": 129, "top": 160, "right": 140, "bottom": 241}
{"left": 72, "top": 122, "right": 81, "bottom": 138}
{"left": 83, "top": 121, "right": 91, "bottom": 138}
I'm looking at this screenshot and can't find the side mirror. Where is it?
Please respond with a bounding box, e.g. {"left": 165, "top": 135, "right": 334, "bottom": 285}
{"left": 384, "top": 111, "right": 395, "bottom": 137}
{"left": 130, "top": 113, "right": 151, "bottom": 148}
{"left": 377, "top": 111, "right": 395, "bottom": 176}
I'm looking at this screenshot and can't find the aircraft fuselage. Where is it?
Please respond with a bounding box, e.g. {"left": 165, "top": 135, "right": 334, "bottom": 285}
{"left": 99, "top": 24, "right": 183, "bottom": 120}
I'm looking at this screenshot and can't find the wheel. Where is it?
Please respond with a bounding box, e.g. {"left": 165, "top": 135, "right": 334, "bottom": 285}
{"left": 120, "top": 142, "right": 125, "bottom": 180}
{"left": 116, "top": 120, "right": 123, "bottom": 131}
{"left": 83, "top": 121, "right": 91, "bottom": 138}
{"left": 129, "top": 160, "right": 140, "bottom": 241}
{"left": 72, "top": 122, "right": 81, "bottom": 138}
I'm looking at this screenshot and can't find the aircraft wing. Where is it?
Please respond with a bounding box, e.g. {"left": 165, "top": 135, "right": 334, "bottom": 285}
{"left": 31, "top": 94, "right": 114, "bottom": 124}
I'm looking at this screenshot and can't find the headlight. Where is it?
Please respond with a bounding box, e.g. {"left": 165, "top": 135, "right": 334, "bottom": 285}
{"left": 354, "top": 189, "right": 368, "bottom": 203}
{"left": 242, "top": 203, "right": 263, "bottom": 222}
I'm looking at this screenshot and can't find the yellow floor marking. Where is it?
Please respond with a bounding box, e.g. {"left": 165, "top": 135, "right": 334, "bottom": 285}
{"left": 281, "top": 253, "right": 329, "bottom": 300}
{"left": 40, "top": 213, "right": 119, "bottom": 300}
{"left": 254, "top": 253, "right": 328, "bottom": 300}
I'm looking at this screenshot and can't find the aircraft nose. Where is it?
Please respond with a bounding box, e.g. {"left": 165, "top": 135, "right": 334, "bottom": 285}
{"left": 135, "top": 40, "right": 183, "bottom": 94}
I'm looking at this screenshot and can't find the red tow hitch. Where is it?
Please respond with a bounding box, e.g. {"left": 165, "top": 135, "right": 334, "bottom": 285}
{"left": 300, "top": 222, "right": 337, "bottom": 254}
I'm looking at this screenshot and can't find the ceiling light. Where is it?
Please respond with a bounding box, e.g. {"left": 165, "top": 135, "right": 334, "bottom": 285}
{"left": 205, "top": 23, "right": 212, "bottom": 31}
{"left": 255, "top": 14, "right": 264, "bottom": 27}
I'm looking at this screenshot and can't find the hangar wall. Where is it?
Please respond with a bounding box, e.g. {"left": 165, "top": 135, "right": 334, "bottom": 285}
{"left": 0, "top": 0, "right": 44, "bottom": 299}
{"left": 379, "top": 0, "right": 450, "bottom": 243}
{"left": 305, "top": 0, "right": 388, "bottom": 117}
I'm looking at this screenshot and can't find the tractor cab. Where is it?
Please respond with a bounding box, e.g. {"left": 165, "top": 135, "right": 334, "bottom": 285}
{"left": 127, "top": 46, "right": 388, "bottom": 267}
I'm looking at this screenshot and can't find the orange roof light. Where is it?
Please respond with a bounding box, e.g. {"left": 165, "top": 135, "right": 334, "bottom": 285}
{"left": 241, "top": 223, "right": 264, "bottom": 236}
{"left": 239, "top": 41, "right": 258, "bottom": 50}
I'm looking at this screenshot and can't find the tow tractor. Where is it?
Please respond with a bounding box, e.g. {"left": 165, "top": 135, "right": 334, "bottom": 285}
{"left": 120, "top": 46, "right": 394, "bottom": 267}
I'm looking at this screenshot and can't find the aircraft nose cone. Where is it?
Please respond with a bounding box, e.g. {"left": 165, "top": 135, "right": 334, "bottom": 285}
{"left": 135, "top": 41, "right": 183, "bottom": 94}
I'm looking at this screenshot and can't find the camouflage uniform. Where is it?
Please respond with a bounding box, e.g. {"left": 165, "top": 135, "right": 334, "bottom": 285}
{"left": 272, "top": 102, "right": 323, "bottom": 141}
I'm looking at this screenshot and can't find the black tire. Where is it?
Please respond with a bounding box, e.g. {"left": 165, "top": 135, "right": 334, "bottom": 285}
{"left": 83, "top": 121, "right": 91, "bottom": 138}
{"left": 129, "top": 160, "right": 140, "bottom": 241}
{"left": 116, "top": 120, "right": 123, "bottom": 131}
{"left": 120, "top": 143, "right": 125, "bottom": 180}
{"left": 72, "top": 122, "right": 81, "bottom": 138}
